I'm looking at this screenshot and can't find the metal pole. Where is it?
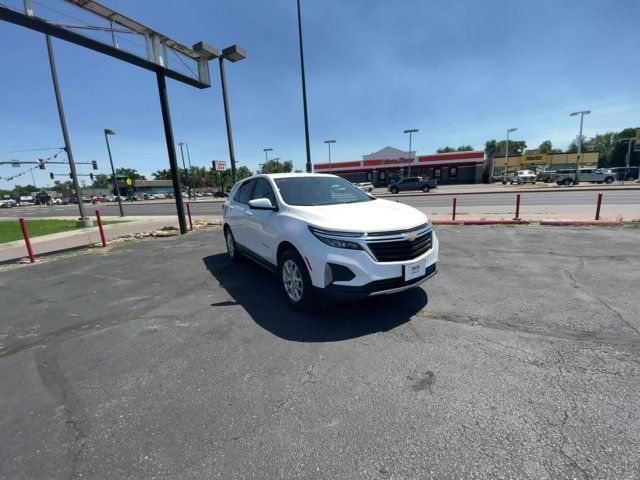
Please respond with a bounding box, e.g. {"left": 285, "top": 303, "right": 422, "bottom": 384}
{"left": 104, "top": 131, "right": 124, "bottom": 216}
{"left": 408, "top": 131, "right": 413, "bottom": 177}
{"left": 328, "top": 142, "right": 332, "bottom": 173}
{"left": 30, "top": 169, "right": 37, "bottom": 190}
{"left": 218, "top": 57, "right": 237, "bottom": 184}
{"left": 155, "top": 70, "right": 187, "bottom": 234}
{"left": 185, "top": 142, "right": 196, "bottom": 200}
{"left": 622, "top": 138, "right": 633, "bottom": 185}
{"left": 19, "top": 218, "right": 36, "bottom": 263}
{"left": 503, "top": 132, "right": 510, "bottom": 184}
{"left": 297, "top": 0, "right": 312, "bottom": 173}
{"left": 178, "top": 142, "right": 191, "bottom": 199}
{"left": 574, "top": 113, "right": 584, "bottom": 185}
{"left": 45, "top": 35, "right": 88, "bottom": 224}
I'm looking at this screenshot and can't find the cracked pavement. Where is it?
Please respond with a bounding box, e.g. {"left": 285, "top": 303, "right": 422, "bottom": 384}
{"left": 1, "top": 226, "right": 639, "bottom": 479}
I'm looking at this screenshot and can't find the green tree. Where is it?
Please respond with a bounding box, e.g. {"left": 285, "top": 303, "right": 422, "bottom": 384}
{"left": 12, "top": 184, "right": 37, "bottom": 195}
{"left": 456, "top": 145, "right": 474, "bottom": 151}
{"left": 115, "top": 168, "right": 146, "bottom": 180}
{"left": 484, "top": 139, "right": 527, "bottom": 157}
{"left": 538, "top": 140, "right": 562, "bottom": 154}
{"left": 260, "top": 159, "right": 293, "bottom": 174}
{"left": 152, "top": 169, "right": 172, "bottom": 180}
{"left": 51, "top": 180, "right": 73, "bottom": 192}
{"left": 237, "top": 165, "right": 252, "bottom": 180}
{"left": 436, "top": 146, "right": 456, "bottom": 153}
{"left": 91, "top": 173, "right": 111, "bottom": 188}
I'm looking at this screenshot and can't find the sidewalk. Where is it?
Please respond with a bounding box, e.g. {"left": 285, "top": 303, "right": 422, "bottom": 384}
{"left": 0, "top": 216, "right": 218, "bottom": 264}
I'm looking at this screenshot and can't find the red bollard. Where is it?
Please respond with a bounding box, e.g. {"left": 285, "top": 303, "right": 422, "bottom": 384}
{"left": 186, "top": 203, "right": 193, "bottom": 231}
{"left": 19, "top": 218, "right": 36, "bottom": 264}
{"left": 514, "top": 194, "right": 521, "bottom": 220}
{"left": 452, "top": 197, "right": 457, "bottom": 221}
{"left": 95, "top": 210, "right": 107, "bottom": 248}
{"left": 595, "top": 193, "right": 603, "bottom": 220}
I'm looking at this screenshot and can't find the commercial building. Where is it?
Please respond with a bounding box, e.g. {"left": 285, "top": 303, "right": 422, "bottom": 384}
{"left": 490, "top": 152, "right": 600, "bottom": 176}
{"left": 314, "top": 146, "right": 485, "bottom": 185}
{"left": 115, "top": 179, "right": 174, "bottom": 196}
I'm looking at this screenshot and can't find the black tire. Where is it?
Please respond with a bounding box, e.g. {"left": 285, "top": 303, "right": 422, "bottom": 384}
{"left": 278, "top": 249, "right": 315, "bottom": 310}
{"left": 604, "top": 177, "right": 614, "bottom": 184}
{"left": 390, "top": 187, "right": 399, "bottom": 194}
{"left": 422, "top": 186, "right": 430, "bottom": 193}
{"left": 532, "top": 181, "right": 536, "bottom": 184}
{"left": 563, "top": 179, "right": 571, "bottom": 186}
{"left": 224, "top": 227, "right": 241, "bottom": 262}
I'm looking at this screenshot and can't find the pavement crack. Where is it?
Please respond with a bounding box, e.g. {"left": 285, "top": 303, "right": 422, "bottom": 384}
{"left": 36, "top": 344, "right": 87, "bottom": 480}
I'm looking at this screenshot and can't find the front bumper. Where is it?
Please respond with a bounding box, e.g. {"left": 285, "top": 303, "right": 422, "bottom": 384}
{"left": 316, "top": 263, "right": 437, "bottom": 300}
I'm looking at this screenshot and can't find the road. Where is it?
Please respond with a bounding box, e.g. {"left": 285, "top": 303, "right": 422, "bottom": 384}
{"left": 1, "top": 227, "right": 639, "bottom": 479}
{"left": 2, "top": 189, "right": 639, "bottom": 219}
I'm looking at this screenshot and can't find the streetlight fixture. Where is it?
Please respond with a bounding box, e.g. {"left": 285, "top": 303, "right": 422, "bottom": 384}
{"left": 569, "top": 110, "right": 591, "bottom": 185}
{"left": 617, "top": 136, "right": 636, "bottom": 184}
{"left": 502, "top": 128, "right": 518, "bottom": 184}
{"left": 403, "top": 129, "right": 419, "bottom": 177}
{"left": 178, "top": 142, "right": 192, "bottom": 199}
{"left": 324, "top": 139, "right": 336, "bottom": 173}
{"left": 193, "top": 41, "right": 246, "bottom": 185}
{"left": 263, "top": 148, "right": 273, "bottom": 164}
{"left": 104, "top": 128, "right": 124, "bottom": 217}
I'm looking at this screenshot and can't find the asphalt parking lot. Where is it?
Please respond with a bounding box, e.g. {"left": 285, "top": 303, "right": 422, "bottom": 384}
{"left": 1, "top": 226, "right": 639, "bottom": 479}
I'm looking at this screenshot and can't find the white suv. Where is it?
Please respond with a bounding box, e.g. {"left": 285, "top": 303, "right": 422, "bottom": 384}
{"left": 222, "top": 173, "right": 438, "bottom": 309}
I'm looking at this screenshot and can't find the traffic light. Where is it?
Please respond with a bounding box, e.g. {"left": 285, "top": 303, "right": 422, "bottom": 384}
{"left": 38, "top": 159, "right": 46, "bottom": 170}
{"left": 92, "top": 160, "right": 98, "bottom": 170}
{"left": 89, "top": 173, "right": 94, "bottom": 181}
{"left": 49, "top": 172, "right": 55, "bottom": 180}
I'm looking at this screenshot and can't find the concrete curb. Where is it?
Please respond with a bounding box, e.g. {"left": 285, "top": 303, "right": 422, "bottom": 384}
{"left": 462, "top": 219, "right": 530, "bottom": 225}
{"left": 539, "top": 220, "right": 624, "bottom": 226}
{"left": 432, "top": 220, "right": 462, "bottom": 225}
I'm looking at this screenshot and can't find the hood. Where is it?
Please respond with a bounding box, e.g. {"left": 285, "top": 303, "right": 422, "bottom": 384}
{"left": 289, "top": 198, "right": 428, "bottom": 233}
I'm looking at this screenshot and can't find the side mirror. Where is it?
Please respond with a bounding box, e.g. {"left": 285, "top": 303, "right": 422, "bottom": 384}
{"left": 248, "top": 198, "right": 276, "bottom": 210}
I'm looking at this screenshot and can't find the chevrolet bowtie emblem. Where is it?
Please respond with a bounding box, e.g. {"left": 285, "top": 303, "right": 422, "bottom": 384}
{"left": 407, "top": 233, "right": 417, "bottom": 241}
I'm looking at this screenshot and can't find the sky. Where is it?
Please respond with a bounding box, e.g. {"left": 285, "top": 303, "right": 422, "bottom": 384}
{"left": 1, "top": 0, "right": 639, "bottom": 190}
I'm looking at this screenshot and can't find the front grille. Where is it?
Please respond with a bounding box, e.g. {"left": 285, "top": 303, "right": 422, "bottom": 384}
{"left": 367, "top": 230, "right": 432, "bottom": 262}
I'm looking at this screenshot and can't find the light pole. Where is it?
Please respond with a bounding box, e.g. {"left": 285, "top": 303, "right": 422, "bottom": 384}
{"left": 263, "top": 148, "right": 273, "bottom": 164}
{"left": 618, "top": 137, "right": 636, "bottom": 184}
{"left": 502, "top": 128, "right": 517, "bottom": 184}
{"left": 185, "top": 141, "right": 196, "bottom": 200}
{"left": 296, "top": 0, "right": 312, "bottom": 173}
{"left": 403, "top": 129, "right": 418, "bottom": 177}
{"left": 569, "top": 110, "right": 590, "bottom": 185}
{"left": 193, "top": 42, "right": 246, "bottom": 185}
{"left": 104, "top": 128, "right": 124, "bottom": 216}
{"left": 324, "top": 139, "right": 336, "bottom": 173}
{"left": 178, "top": 142, "right": 192, "bottom": 199}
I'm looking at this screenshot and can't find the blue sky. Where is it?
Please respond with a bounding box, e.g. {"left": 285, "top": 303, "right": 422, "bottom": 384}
{"left": 1, "top": 0, "right": 638, "bottom": 189}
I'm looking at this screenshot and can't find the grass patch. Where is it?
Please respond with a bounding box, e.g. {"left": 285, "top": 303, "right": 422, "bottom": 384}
{"left": 0, "top": 219, "right": 125, "bottom": 244}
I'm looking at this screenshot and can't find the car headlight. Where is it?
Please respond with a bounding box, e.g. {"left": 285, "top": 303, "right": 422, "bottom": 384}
{"left": 309, "top": 226, "right": 363, "bottom": 250}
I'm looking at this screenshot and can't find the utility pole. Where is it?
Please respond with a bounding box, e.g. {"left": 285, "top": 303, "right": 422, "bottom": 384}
{"left": 45, "top": 35, "right": 90, "bottom": 226}
{"left": 404, "top": 129, "right": 418, "bottom": 177}
{"left": 185, "top": 142, "right": 196, "bottom": 200}
{"left": 178, "top": 142, "right": 192, "bottom": 200}
{"left": 104, "top": 129, "right": 124, "bottom": 216}
{"left": 569, "top": 110, "right": 590, "bottom": 185}
{"left": 296, "top": 0, "right": 312, "bottom": 173}
{"left": 324, "top": 140, "right": 336, "bottom": 173}
{"left": 502, "top": 128, "right": 517, "bottom": 184}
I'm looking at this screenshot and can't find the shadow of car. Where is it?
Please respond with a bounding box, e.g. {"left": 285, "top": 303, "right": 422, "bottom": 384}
{"left": 202, "top": 253, "right": 429, "bottom": 343}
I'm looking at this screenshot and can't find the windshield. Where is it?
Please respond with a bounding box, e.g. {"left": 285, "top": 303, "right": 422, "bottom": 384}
{"left": 275, "top": 176, "right": 375, "bottom": 206}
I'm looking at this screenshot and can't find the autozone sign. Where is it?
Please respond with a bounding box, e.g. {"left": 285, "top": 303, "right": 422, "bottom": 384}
{"left": 213, "top": 161, "right": 226, "bottom": 171}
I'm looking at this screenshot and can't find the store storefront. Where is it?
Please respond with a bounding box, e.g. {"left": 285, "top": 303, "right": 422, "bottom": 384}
{"left": 314, "top": 147, "right": 485, "bottom": 186}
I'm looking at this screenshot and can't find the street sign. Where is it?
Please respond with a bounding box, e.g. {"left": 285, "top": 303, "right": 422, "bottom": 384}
{"left": 635, "top": 129, "right": 640, "bottom": 152}
{"left": 11, "top": 159, "right": 20, "bottom": 167}
{"left": 213, "top": 160, "right": 226, "bottom": 171}
{"left": 125, "top": 178, "right": 132, "bottom": 186}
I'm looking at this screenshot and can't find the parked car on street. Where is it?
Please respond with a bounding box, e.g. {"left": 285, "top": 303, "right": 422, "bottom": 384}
{"left": 143, "top": 193, "right": 157, "bottom": 200}
{"left": 537, "top": 170, "right": 556, "bottom": 183}
{"left": 213, "top": 190, "right": 229, "bottom": 198}
{"left": 0, "top": 199, "right": 16, "bottom": 208}
{"left": 506, "top": 170, "right": 537, "bottom": 184}
{"left": 354, "top": 182, "right": 375, "bottom": 192}
{"left": 223, "top": 173, "right": 438, "bottom": 309}
{"left": 555, "top": 168, "right": 615, "bottom": 185}
{"left": 387, "top": 176, "right": 437, "bottom": 194}
{"left": 155, "top": 193, "right": 166, "bottom": 199}
{"left": 607, "top": 167, "right": 639, "bottom": 181}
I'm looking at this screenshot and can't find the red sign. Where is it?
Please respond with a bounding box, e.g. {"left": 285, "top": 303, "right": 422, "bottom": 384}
{"left": 213, "top": 161, "right": 226, "bottom": 171}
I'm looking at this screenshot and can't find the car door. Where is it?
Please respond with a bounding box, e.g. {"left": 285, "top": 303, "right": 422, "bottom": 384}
{"left": 227, "top": 178, "right": 256, "bottom": 249}
{"left": 245, "top": 178, "right": 280, "bottom": 264}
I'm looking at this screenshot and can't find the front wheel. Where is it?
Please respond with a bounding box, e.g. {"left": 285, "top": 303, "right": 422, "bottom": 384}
{"left": 279, "top": 250, "right": 315, "bottom": 310}
{"left": 224, "top": 227, "right": 240, "bottom": 261}
{"left": 422, "top": 186, "right": 430, "bottom": 193}
{"left": 390, "top": 187, "right": 399, "bottom": 194}
{"left": 604, "top": 177, "right": 614, "bottom": 184}
{"left": 563, "top": 179, "right": 572, "bottom": 185}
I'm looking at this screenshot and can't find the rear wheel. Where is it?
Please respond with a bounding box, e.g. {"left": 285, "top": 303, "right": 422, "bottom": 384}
{"left": 422, "top": 186, "right": 430, "bottom": 193}
{"left": 279, "top": 250, "right": 315, "bottom": 310}
{"left": 604, "top": 177, "right": 614, "bottom": 184}
{"left": 563, "top": 179, "right": 571, "bottom": 185}
{"left": 390, "top": 187, "right": 399, "bottom": 194}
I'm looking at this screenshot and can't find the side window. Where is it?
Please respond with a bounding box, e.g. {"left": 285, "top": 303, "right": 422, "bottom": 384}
{"left": 450, "top": 167, "right": 457, "bottom": 178}
{"left": 252, "top": 178, "right": 277, "bottom": 206}
{"left": 434, "top": 168, "right": 442, "bottom": 179}
{"left": 235, "top": 179, "right": 256, "bottom": 204}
